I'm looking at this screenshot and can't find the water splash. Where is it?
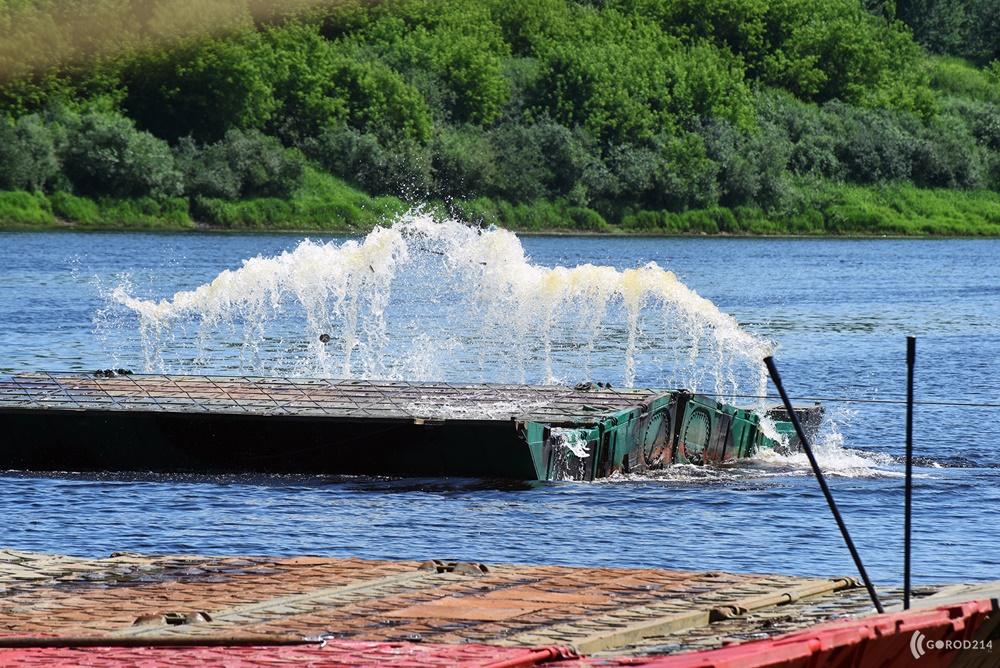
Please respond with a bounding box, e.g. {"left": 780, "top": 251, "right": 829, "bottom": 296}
{"left": 103, "top": 212, "right": 772, "bottom": 399}
{"left": 750, "top": 440, "right": 897, "bottom": 479}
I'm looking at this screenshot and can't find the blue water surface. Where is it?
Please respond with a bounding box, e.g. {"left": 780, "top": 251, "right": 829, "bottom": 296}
{"left": 0, "top": 230, "right": 997, "bottom": 585}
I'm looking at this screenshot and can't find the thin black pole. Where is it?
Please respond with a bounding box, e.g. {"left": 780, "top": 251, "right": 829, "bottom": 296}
{"left": 764, "top": 356, "right": 884, "bottom": 614}
{"left": 904, "top": 337, "right": 916, "bottom": 609}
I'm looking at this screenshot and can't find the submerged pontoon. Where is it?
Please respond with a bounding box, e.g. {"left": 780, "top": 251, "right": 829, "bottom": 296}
{"left": 0, "top": 373, "right": 819, "bottom": 481}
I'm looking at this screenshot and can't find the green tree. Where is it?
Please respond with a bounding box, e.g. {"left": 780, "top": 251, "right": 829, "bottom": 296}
{"left": 529, "top": 7, "right": 752, "bottom": 144}
{"left": 339, "top": 0, "right": 510, "bottom": 126}
{"left": 624, "top": 0, "right": 931, "bottom": 114}
{"left": 119, "top": 30, "right": 280, "bottom": 143}
{"left": 266, "top": 22, "right": 432, "bottom": 142}
{"left": 893, "top": 0, "right": 999, "bottom": 63}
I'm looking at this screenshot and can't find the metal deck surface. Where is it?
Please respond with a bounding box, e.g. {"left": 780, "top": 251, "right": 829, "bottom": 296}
{"left": 1, "top": 550, "right": 995, "bottom": 667}
{"left": 0, "top": 549, "right": 923, "bottom": 651}
{"left": 0, "top": 372, "right": 796, "bottom": 480}
{"left": 0, "top": 373, "right": 658, "bottom": 422}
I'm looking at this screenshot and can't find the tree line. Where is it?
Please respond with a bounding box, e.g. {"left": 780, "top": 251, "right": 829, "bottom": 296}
{"left": 1, "top": 0, "right": 998, "bottom": 233}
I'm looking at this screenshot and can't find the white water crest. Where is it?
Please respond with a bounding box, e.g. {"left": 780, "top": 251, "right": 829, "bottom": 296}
{"left": 104, "top": 212, "right": 772, "bottom": 399}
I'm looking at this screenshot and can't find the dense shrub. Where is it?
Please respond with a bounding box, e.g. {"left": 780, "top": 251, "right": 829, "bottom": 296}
{"left": 757, "top": 91, "right": 839, "bottom": 179}
{"left": 299, "top": 125, "right": 432, "bottom": 199}
{"left": 943, "top": 97, "right": 1000, "bottom": 151}
{"left": 176, "top": 129, "right": 307, "bottom": 200}
{"left": 826, "top": 102, "right": 915, "bottom": 184}
{"left": 300, "top": 125, "right": 387, "bottom": 192}
{"left": 757, "top": 89, "right": 992, "bottom": 192}
{"left": 429, "top": 125, "right": 497, "bottom": 197}
{"left": 486, "top": 119, "right": 593, "bottom": 202}
{"left": 382, "top": 138, "right": 434, "bottom": 199}
{"left": 0, "top": 114, "right": 63, "bottom": 192}
{"left": 696, "top": 118, "right": 792, "bottom": 209}
{"left": 61, "top": 111, "right": 183, "bottom": 199}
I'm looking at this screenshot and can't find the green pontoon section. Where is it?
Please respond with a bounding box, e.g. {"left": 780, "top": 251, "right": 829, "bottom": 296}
{"left": 0, "top": 373, "right": 813, "bottom": 481}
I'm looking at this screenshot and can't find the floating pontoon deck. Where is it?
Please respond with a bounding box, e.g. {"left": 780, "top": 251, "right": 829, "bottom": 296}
{"left": 0, "top": 549, "right": 996, "bottom": 667}
{"left": 0, "top": 373, "right": 809, "bottom": 480}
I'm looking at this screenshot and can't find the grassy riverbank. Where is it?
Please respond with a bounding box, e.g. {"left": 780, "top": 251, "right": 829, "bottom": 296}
{"left": 3, "top": 170, "right": 1000, "bottom": 236}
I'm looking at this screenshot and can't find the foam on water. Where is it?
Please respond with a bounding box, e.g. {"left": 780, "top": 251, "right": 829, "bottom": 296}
{"left": 613, "top": 409, "right": 901, "bottom": 483}
{"left": 750, "top": 439, "right": 897, "bottom": 479}
{"left": 607, "top": 441, "right": 901, "bottom": 484}
{"left": 103, "top": 212, "right": 772, "bottom": 400}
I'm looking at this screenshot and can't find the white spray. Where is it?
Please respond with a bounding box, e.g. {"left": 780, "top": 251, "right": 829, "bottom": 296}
{"left": 105, "top": 212, "right": 772, "bottom": 400}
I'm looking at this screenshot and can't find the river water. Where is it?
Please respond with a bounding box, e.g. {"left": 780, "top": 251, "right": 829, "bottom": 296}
{"left": 0, "top": 221, "right": 997, "bottom": 586}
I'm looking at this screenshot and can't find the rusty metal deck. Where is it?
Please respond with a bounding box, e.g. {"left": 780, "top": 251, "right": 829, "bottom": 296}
{"left": 0, "top": 373, "right": 652, "bottom": 422}
{"left": 0, "top": 372, "right": 790, "bottom": 480}
{"left": 0, "top": 549, "right": 929, "bottom": 651}
{"left": 1, "top": 550, "right": 996, "bottom": 667}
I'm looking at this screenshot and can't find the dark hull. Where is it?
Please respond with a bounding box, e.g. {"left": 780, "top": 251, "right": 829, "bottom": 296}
{"left": 0, "top": 373, "right": 804, "bottom": 480}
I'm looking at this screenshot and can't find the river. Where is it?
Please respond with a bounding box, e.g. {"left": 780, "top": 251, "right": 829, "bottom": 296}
{"left": 0, "top": 222, "right": 997, "bottom": 585}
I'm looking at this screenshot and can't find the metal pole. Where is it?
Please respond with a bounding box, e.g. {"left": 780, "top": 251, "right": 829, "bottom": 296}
{"left": 763, "top": 357, "right": 884, "bottom": 614}
{"left": 904, "top": 336, "right": 916, "bottom": 609}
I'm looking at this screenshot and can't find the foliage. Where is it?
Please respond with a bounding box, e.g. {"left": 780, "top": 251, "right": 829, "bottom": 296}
{"left": 486, "top": 119, "right": 593, "bottom": 202}
{"left": 61, "top": 109, "right": 183, "bottom": 199}
{"left": 119, "top": 30, "right": 281, "bottom": 143}
{"left": 299, "top": 124, "right": 433, "bottom": 198}
{"left": 176, "top": 129, "right": 307, "bottom": 200}
{"left": 697, "top": 118, "right": 791, "bottom": 209}
{"left": 926, "top": 56, "right": 1000, "bottom": 105}
{"left": 92, "top": 196, "right": 191, "bottom": 227}
{"left": 526, "top": 8, "right": 754, "bottom": 144}
{"left": 329, "top": 0, "right": 511, "bottom": 126}
{"left": 192, "top": 166, "right": 406, "bottom": 229}
{"left": 0, "top": 113, "right": 63, "bottom": 192}
{"left": 0, "top": 0, "right": 998, "bottom": 234}
{"left": 429, "top": 125, "right": 497, "bottom": 198}
{"left": 447, "top": 195, "right": 610, "bottom": 232}
{"left": 886, "top": 0, "right": 1000, "bottom": 64}
{"left": 49, "top": 191, "right": 101, "bottom": 223}
{"left": 758, "top": 90, "right": 993, "bottom": 190}
{"left": 624, "top": 0, "right": 933, "bottom": 115}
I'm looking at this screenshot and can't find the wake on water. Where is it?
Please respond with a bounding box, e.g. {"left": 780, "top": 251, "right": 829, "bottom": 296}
{"left": 97, "top": 212, "right": 892, "bottom": 478}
